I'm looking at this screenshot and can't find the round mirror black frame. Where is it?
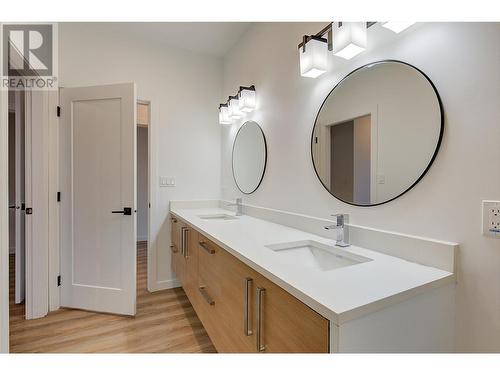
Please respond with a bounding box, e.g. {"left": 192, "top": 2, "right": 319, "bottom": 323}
{"left": 232, "top": 121, "right": 268, "bottom": 195}
{"left": 310, "top": 60, "right": 444, "bottom": 207}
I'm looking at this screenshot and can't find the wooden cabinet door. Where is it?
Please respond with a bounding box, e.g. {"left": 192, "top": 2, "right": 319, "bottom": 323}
{"left": 253, "top": 274, "right": 329, "bottom": 353}
{"left": 170, "top": 217, "right": 185, "bottom": 285}
{"left": 216, "top": 249, "right": 259, "bottom": 353}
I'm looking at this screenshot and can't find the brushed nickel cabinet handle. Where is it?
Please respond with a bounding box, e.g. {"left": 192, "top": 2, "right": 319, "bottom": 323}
{"left": 199, "top": 241, "right": 215, "bottom": 254}
{"left": 244, "top": 277, "right": 253, "bottom": 336}
{"left": 181, "top": 227, "right": 189, "bottom": 258}
{"left": 256, "top": 287, "right": 266, "bottom": 352}
{"left": 198, "top": 286, "right": 215, "bottom": 306}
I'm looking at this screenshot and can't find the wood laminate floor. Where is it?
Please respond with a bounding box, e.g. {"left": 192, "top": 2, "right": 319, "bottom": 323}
{"left": 9, "top": 242, "right": 216, "bottom": 353}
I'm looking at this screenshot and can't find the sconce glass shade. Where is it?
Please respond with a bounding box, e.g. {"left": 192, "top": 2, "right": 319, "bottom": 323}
{"left": 381, "top": 22, "right": 416, "bottom": 33}
{"left": 228, "top": 96, "right": 243, "bottom": 119}
{"left": 333, "top": 22, "right": 367, "bottom": 60}
{"left": 219, "top": 105, "right": 232, "bottom": 125}
{"left": 298, "top": 36, "right": 328, "bottom": 79}
{"left": 238, "top": 87, "right": 256, "bottom": 113}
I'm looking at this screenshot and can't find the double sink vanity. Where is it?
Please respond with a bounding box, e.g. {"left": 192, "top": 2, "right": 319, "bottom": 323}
{"left": 170, "top": 60, "right": 457, "bottom": 353}
{"left": 170, "top": 200, "right": 457, "bottom": 353}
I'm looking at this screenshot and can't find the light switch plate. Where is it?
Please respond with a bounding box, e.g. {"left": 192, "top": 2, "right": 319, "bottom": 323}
{"left": 159, "top": 176, "right": 175, "bottom": 187}
{"left": 482, "top": 200, "right": 500, "bottom": 238}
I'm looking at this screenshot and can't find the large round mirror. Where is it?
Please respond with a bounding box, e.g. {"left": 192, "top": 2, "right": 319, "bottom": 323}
{"left": 232, "top": 121, "right": 267, "bottom": 194}
{"left": 311, "top": 60, "right": 443, "bottom": 206}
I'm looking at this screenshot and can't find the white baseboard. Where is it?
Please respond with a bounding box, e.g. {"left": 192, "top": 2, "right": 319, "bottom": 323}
{"left": 148, "top": 278, "right": 181, "bottom": 292}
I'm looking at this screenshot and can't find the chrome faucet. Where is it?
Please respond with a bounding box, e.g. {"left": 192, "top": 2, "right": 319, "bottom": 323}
{"left": 324, "top": 214, "right": 350, "bottom": 247}
{"left": 226, "top": 198, "right": 243, "bottom": 216}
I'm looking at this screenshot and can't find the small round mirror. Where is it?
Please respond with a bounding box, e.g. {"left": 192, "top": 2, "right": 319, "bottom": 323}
{"left": 311, "top": 60, "right": 443, "bottom": 206}
{"left": 232, "top": 121, "right": 267, "bottom": 194}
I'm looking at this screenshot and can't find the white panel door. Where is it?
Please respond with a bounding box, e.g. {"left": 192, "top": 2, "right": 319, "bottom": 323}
{"left": 60, "top": 83, "right": 137, "bottom": 316}
{"left": 14, "top": 91, "right": 25, "bottom": 304}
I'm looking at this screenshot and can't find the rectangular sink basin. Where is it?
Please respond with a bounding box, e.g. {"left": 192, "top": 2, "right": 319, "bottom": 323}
{"left": 265, "top": 240, "right": 372, "bottom": 271}
{"left": 198, "top": 214, "right": 239, "bottom": 221}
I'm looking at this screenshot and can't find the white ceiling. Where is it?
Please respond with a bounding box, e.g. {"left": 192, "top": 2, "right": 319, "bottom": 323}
{"left": 114, "top": 22, "right": 252, "bottom": 58}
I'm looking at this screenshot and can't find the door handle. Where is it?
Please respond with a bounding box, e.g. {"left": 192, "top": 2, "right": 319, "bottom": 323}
{"left": 111, "top": 207, "right": 132, "bottom": 215}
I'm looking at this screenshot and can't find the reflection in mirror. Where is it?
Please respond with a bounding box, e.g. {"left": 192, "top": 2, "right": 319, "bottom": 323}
{"left": 232, "top": 121, "right": 267, "bottom": 194}
{"left": 312, "top": 61, "right": 443, "bottom": 206}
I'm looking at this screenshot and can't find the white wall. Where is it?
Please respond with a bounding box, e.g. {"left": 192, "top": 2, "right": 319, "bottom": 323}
{"left": 137, "top": 126, "right": 148, "bottom": 242}
{"left": 221, "top": 22, "right": 500, "bottom": 352}
{"left": 59, "top": 23, "right": 222, "bottom": 291}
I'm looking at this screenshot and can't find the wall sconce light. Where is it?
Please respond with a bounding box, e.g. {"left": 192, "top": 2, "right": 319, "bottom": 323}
{"left": 298, "top": 35, "right": 329, "bottom": 78}
{"left": 238, "top": 85, "right": 256, "bottom": 112}
{"left": 381, "top": 22, "right": 416, "bottom": 33}
{"left": 297, "top": 22, "right": 377, "bottom": 78}
{"left": 219, "top": 103, "right": 232, "bottom": 125}
{"left": 228, "top": 95, "right": 243, "bottom": 119}
{"left": 219, "top": 85, "right": 257, "bottom": 124}
{"left": 332, "top": 22, "right": 367, "bottom": 60}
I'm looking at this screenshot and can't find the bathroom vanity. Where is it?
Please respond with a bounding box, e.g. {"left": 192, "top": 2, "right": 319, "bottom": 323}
{"left": 170, "top": 201, "right": 457, "bottom": 353}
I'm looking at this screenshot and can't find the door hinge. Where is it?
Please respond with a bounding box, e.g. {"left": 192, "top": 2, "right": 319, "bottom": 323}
{"left": 25, "top": 207, "right": 32, "bottom": 215}
{"left": 57, "top": 275, "right": 61, "bottom": 287}
{"left": 57, "top": 106, "right": 61, "bottom": 117}
{"left": 57, "top": 191, "right": 61, "bottom": 202}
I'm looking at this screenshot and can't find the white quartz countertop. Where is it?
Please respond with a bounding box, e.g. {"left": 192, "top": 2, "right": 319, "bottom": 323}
{"left": 170, "top": 207, "right": 454, "bottom": 325}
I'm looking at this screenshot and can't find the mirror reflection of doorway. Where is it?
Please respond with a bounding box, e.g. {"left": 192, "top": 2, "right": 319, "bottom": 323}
{"left": 330, "top": 114, "right": 371, "bottom": 205}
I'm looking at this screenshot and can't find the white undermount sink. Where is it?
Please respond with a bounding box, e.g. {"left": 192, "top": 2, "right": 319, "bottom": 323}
{"left": 265, "top": 240, "right": 372, "bottom": 271}
{"left": 198, "top": 214, "right": 239, "bottom": 221}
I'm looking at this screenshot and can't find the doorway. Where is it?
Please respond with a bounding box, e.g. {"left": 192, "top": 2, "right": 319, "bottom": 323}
{"left": 136, "top": 100, "right": 150, "bottom": 299}
{"left": 330, "top": 114, "right": 371, "bottom": 205}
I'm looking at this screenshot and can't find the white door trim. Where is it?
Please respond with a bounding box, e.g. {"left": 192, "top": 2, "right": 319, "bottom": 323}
{"left": 48, "top": 91, "right": 60, "bottom": 311}
{"left": 14, "top": 90, "right": 25, "bottom": 304}
{"left": 0, "top": 89, "right": 10, "bottom": 353}
{"left": 24, "top": 90, "right": 50, "bottom": 320}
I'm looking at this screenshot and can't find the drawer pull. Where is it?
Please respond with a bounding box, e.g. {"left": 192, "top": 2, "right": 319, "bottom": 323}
{"left": 198, "top": 287, "right": 215, "bottom": 306}
{"left": 199, "top": 241, "right": 215, "bottom": 254}
{"left": 256, "top": 287, "right": 266, "bottom": 352}
{"left": 170, "top": 244, "right": 178, "bottom": 253}
{"left": 244, "top": 277, "right": 253, "bottom": 336}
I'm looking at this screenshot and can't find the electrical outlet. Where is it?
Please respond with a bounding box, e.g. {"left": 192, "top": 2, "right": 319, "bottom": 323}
{"left": 482, "top": 200, "right": 500, "bottom": 238}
